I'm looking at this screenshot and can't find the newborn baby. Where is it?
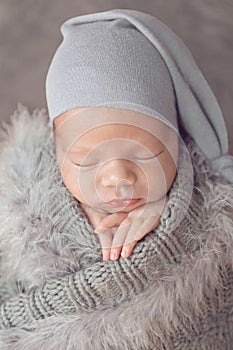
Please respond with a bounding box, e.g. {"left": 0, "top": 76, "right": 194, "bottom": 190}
{"left": 46, "top": 8, "right": 233, "bottom": 265}
{"left": 53, "top": 106, "right": 179, "bottom": 262}
{"left": 46, "top": 9, "right": 186, "bottom": 263}
{"left": 0, "top": 9, "right": 232, "bottom": 349}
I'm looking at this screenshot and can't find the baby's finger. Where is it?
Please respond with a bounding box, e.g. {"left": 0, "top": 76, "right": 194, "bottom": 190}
{"left": 109, "top": 219, "right": 131, "bottom": 260}
{"left": 121, "top": 240, "right": 138, "bottom": 258}
{"left": 126, "top": 215, "right": 160, "bottom": 245}
{"left": 95, "top": 212, "right": 128, "bottom": 232}
{"left": 120, "top": 218, "right": 158, "bottom": 259}
{"left": 96, "top": 228, "right": 114, "bottom": 262}
{"left": 135, "top": 215, "right": 161, "bottom": 240}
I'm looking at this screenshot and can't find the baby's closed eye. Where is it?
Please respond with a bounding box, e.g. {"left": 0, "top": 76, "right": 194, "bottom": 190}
{"left": 73, "top": 149, "right": 164, "bottom": 168}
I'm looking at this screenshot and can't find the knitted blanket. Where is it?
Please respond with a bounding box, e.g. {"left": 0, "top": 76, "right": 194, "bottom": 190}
{"left": 0, "top": 104, "right": 232, "bottom": 349}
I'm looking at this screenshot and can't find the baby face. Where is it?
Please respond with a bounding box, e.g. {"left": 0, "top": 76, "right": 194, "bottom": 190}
{"left": 53, "top": 107, "right": 178, "bottom": 214}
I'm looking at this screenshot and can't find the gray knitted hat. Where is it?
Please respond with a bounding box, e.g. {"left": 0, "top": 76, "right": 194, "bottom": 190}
{"left": 46, "top": 12, "right": 178, "bottom": 133}
{"left": 45, "top": 8, "right": 233, "bottom": 184}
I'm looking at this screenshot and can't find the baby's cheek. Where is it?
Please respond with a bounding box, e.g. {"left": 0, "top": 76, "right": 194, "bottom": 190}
{"left": 139, "top": 160, "right": 166, "bottom": 201}
{"left": 73, "top": 166, "right": 103, "bottom": 206}
{"left": 58, "top": 161, "right": 84, "bottom": 201}
{"left": 160, "top": 151, "right": 178, "bottom": 191}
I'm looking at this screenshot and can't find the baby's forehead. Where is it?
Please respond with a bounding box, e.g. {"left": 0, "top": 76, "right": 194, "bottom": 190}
{"left": 75, "top": 123, "right": 160, "bottom": 140}
{"left": 53, "top": 108, "right": 179, "bottom": 158}
{"left": 77, "top": 125, "right": 164, "bottom": 155}
{"left": 54, "top": 106, "right": 172, "bottom": 144}
{"left": 55, "top": 123, "right": 167, "bottom": 156}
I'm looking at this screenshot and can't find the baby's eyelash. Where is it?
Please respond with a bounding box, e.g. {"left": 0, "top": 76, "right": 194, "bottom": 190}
{"left": 136, "top": 149, "right": 164, "bottom": 161}
{"left": 74, "top": 149, "right": 164, "bottom": 168}
{"left": 74, "top": 162, "right": 98, "bottom": 168}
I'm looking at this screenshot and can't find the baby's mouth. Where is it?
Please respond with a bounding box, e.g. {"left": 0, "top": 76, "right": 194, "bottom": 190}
{"left": 106, "top": 198, "right": 141, "bottom": 207}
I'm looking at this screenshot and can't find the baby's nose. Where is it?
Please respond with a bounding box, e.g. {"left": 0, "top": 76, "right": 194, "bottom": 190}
{"left": 100, "top": 159, "right": 137, "bottom": 188}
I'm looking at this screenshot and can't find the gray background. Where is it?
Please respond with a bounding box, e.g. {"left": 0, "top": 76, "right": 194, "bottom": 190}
{"left": 0, "top": 0, "right": 233, "bottom": 153}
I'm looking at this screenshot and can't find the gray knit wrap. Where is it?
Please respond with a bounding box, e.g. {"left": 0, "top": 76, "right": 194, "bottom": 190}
{"left": 0, "top": 106, "right": 194, "bottom": 328}
{"left": 45, "top": 9, "right": 233, "bottom": 185}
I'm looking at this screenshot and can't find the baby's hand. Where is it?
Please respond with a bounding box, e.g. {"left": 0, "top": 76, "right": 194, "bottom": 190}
{"left": 80, "top": 203, "right": 128, "bottom": 261}
{"left": 95, "top": 196, "right": 168, "bottom": 261}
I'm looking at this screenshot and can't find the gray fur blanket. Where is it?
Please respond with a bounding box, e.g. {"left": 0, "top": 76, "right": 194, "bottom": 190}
{"left": 0, "top": 104, "right": 232, "bottom": 349}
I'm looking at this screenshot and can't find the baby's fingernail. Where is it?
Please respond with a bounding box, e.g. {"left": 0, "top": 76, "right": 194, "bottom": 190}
{"left": 110, "top": 251, "right": 117, "bottom": 260}
{"left": 121, "top": 248, "right": 128, "bottom": 258}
